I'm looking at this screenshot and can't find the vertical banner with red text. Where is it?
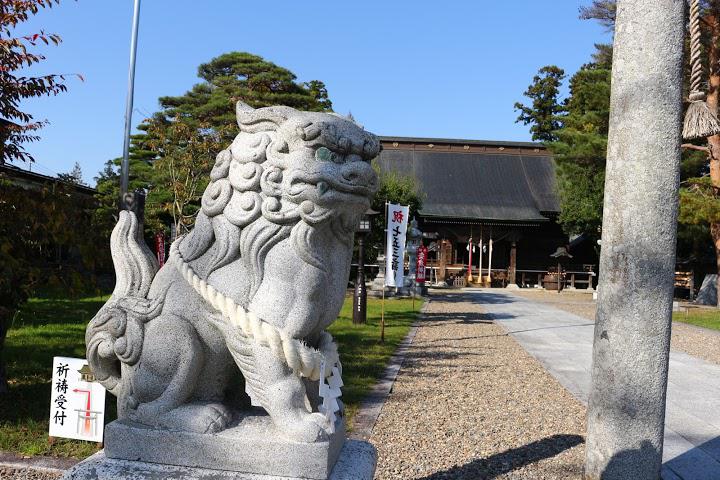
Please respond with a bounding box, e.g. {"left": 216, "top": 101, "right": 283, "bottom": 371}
{"left": 416, "top": 245, "right": 428, "bottom": 283}
{"left": 384, "top": 203, "right": 410, "bottom": 287}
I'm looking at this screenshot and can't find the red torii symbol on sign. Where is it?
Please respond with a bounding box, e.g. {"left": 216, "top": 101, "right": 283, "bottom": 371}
{"left": 73, "top": 388, "right": 92, "bottom": 435}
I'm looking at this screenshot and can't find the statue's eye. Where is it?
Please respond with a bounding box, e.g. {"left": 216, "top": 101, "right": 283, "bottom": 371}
{"left": 316, "top": 147, "right": 332, "bottom": 162}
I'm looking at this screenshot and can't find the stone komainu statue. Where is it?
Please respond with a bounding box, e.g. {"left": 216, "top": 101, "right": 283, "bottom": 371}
{"left": 86, "top": 102, "right": 379, "bottom": 443}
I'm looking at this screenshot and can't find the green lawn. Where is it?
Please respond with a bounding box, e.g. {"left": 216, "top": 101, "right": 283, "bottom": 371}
{"left": 0, "top": 293, "right": 419, "bottom": 458}
{"left": 328, "top": 297, "right": 419, "bottom": 426}
{"left": 673, "top": 308, "right": 720, "bottom": 331}
{"left": 0, "top": 294, "right": 113, "bottom": 458}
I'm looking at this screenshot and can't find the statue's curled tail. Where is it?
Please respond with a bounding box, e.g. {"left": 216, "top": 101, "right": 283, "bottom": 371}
{"left": 86, "top": 211, "right": 162, "bottom": 396}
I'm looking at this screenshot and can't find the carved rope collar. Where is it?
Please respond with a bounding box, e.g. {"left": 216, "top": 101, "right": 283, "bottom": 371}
{"left": 169, "top": 241, "right": 338, "bottom": 382}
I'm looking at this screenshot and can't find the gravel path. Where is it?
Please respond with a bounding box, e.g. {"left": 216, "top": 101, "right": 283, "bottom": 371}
{"left": 669, "top": 321, "right": 720, "bottom": 365}
{"left": 509, "top": 290, "right": 596, "bottom": 320}
{"left": 0, "top": 467, "right": 61, "bottom": 480}
{"left": 370, "top": 291, "right": 586, "bottom": 479}
{"left": 512, "top": 289, "right": 720, "bottom": 366}
{"left": 0, "top": 450, "right": 77, "bottom": 479}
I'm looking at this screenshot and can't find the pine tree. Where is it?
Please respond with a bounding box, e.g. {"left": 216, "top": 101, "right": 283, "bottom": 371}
{"left": 93, "top": 127, "right": 160, "bottom": 240}
{"left": 515, "top": 55, "right": 610, "bottom": 240}
{"left": 514, "top": 66, "right": 566, "bottom": 142}
{"left": 549, "top": 60, "right": 611, "bottom": 240}
{"left": 578, "top": 1, "right": 616, "bottom": 31}
{"left": 57, "top": 162, "right": 86, "bottom": 185}
{"left": 157, "top": 52, "right": 333, "bottom": 135}
{"left": 94, "top": 51, "right": 333, "bottom": 237}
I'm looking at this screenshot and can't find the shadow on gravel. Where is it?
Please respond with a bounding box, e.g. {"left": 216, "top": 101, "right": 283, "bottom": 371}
{"left": 420, "top": 311, "right": 507, "bottom": 324}
{"left": 501, "top": 323, "right": 596, "bottom": 334}
{"left": 470, "top": 291, "right": 518, "bottom": 305}
{"left": 429, "top": 292, "right": 516, "bottom": 305}
{"left": 416, "top": 434, "right": 584, "bottom": 479}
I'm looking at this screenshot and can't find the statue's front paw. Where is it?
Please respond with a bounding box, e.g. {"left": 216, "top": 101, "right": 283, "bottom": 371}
{"left": 281, "top": 412, "right": 329, "bottom": 443}
{"left": 128, "top": 401, "right": 170, "bottom": 427}
{"left": 158, "top": 403, "right": 233, "bottom": 434}
{"left": 117, "top": 393, "right": 139, "bottom": 418}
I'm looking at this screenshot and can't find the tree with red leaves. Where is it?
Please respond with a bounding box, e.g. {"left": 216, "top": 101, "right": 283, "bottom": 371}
{"left": 0, "top": 0, "right": 80, "bottom": 164}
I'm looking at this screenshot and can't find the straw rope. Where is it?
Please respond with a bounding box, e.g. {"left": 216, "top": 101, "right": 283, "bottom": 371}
{"left": 689, "top": 0, "right": 705, "bottom": 101}
{"left": 169, "top": 242, "right": 337, "bottom": 381}
{"left": 683, "top": 0, "right": 720, "bottom": 140}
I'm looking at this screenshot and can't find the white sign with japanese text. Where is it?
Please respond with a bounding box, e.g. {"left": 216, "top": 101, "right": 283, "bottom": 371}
{"left": 49, "top": 356, "right": 106, "bottom": 443}
{"left": 384, "top": 203, "right": 410, "bottom": 287}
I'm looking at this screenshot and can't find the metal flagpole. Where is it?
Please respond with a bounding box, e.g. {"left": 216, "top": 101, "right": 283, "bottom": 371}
{"left": 120, "top": 0, "right": 142, "bottom": 210}
{"left": 381, "top": 201, "right": 388, "bottom": 343}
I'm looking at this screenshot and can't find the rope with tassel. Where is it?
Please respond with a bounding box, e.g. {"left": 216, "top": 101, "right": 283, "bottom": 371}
{"left": 684, "top": 0, "right": 720, "bottom": 140}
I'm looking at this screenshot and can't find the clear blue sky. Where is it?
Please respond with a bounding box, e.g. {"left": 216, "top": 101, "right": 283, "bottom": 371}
{"left": 17, "top": 1, "right": 609, "bottom": 185}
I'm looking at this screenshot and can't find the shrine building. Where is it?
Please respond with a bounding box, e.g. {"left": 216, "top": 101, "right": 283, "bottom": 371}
{"left": 375, "top": 136, "right": 598, "bottom": 288}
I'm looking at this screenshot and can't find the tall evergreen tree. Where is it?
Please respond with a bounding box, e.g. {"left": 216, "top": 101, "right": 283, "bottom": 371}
{"left": 549, "top": 61, "right": 611, "bottom": 240}
{"left": 522, "top": 0, "right": 720, "bottom": 292}
{"left": 57, "top": 161, "right": 86, "bottom": 185}
{"left": 515, "top": 56, "right": 610, "bottom": 240}
{"left": 514, "top": 1, "right": 615, "bottom": 239}
{"left": 514, "top": 66, "right": 566, "bottom": 142}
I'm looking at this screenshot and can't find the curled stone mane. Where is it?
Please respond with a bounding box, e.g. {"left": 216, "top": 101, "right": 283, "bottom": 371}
{"left": 178, "top": 102, "right": 380, "bottom": 298}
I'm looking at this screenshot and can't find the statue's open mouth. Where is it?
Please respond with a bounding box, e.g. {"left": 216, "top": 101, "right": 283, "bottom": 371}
{"left": 288, "top": 173, "right": 375, "bottom": 201}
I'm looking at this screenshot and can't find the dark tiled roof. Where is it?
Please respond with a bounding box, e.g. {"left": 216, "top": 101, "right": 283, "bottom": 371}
{"left": 0, "top": 163, "right": 97, "bottom": 196}
{"left": 375, "top": 146, "right": 559, "bottom": 222}
{"left": 378, "top": 136, "right": 544, "bottom": 149}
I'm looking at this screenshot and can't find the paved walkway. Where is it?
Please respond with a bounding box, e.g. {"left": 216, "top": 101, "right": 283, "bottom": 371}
{"left": 472, "top": 288, "right": 720, "bottom": 480}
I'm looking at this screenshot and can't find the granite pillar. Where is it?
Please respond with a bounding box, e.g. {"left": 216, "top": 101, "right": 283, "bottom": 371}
{"left": 584, "top": 1, "right": 685, "bottom": 479}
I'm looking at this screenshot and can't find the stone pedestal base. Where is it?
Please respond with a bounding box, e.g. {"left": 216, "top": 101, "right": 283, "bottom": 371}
{"left": 61, "top": 440, "right": 376, "bottom": 480}
{"left": 67, "top": 413, "right": 356, "bottom": 480}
